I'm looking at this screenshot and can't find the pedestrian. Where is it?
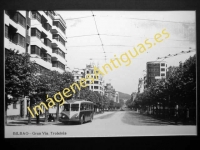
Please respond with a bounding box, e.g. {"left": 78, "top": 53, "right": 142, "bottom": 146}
{"left": 174, "top": 109, "right": 178, "bottom": 125}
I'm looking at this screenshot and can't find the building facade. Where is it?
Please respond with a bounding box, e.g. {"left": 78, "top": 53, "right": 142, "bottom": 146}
{"left": 138, "top": 78, "right": 144, "bottom": 93}
{"left": 72, "top": 68, "right": 85, "bottom": 83}
{"left": 146, "top": 61, "right": 167, "bottom": 87}
{"left": 104, "top": 83, "right": 119, "bottom": 103}
{"left": 4, "top": 10, "right": 68, "bottom": 118}
{"left": 84, "top": 64, "right": 104, "bottom": 96}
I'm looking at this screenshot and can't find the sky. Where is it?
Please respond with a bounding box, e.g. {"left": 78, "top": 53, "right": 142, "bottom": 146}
{"left": 57, "top": 11, "right": 196, "bottom": 95}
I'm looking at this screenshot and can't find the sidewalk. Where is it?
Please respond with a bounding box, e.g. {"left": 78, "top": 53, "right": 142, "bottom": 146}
{"left": 136, "top": 111, "right": 196, "bottom": 125}
{"left": 6, "top": 111, "right": 118, "bottom": 126}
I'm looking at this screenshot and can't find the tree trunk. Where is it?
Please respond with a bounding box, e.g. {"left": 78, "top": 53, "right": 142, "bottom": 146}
{"left": 156, "top": 104, "right": 158, "bottom": 116}
{"left": 163, "top": 102, "right": 165, "bottom": 118}
{"left": 45, "top": 108, "right": 49, "bottom": 122}
{"left": 28, "top": 102, "right": 31, "bottom": 125}
{"left": 152, "top": 105, "right": 154, "bottom": 115}
{"left": 36, "top": 110, "right": 39, "bottom": 124}
{"left": 56, "top": 103, "right": 59, "bottom": 122}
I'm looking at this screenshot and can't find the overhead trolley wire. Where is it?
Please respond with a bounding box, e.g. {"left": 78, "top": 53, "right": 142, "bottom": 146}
{"left": 91, "top": 11, "right": 107, "bottom": 61}
{"left": 156, "top": 49, "right": 196, "bottom": 61}
{"left": 64, "top": 15, "right": 95, "bottom": 20}
{"left": 67, "top": 33, "right": 195, "bottom": 42}
{"left": 97, "top": 15, "right": 195, "bottom": 24}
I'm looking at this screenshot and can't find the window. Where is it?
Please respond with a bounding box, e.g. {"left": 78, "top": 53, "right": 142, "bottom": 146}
{"left": 53, "top": 21, "right": 65, "bottom": 34}
{"left": 94, "top": 86, "right": 98, "bottom": 89}
{"left": 86, "top": 81, "right": 90, "bottom": 84}
{"left": 31, "top": 45, "right": 40, "bottom": 56}
{"left": 13, "top": 103, "right": 17, "bottom": 109}
{"left": 161, "top": 63, "right": 165, "bottom": 66}
{"left": 53, "top": 34, "right": 65, "bottom": 46}
{"left": 9, "top": 11, "right": 18, "bottom": 23}
{"left": 63, "top": 104, "right": 70, "bottom": 111}
{"left": 31, "top": 28, "right": 41, "bottom": 39}
{"left": 71, "top": 104, "right": 79, "bottom": 111}
{"left": 5, "top": 25, "right": 8, "bottom": 38}
{"left": 18, "top": 34, "right": 25, "bottom": 48}
{"left": 6, "top": 26, "right": 18, "bottom": 44}
{"left": 18, "top": 13, "right": 26, "bottom": 27}
{"left": 161, "top": 68, "right": 165, "bottom": 71}
{"left": 44, "top": 38, "right": 51, "bottom": 48}
{"left": 94, "top": 81, "right": 98, "bottom": 84}
{"left": 161, "top": 73, "right": 165, "bottom": 76}
{"left": 46, "top": 54, "right": 51, "bottom": 63}
{"left": 31, "top": 11, "right": 41, "bottom": 23}
{"left": 80, "top": 104, "right": 84, "bottom": 110}
{"left": 52, "top": 61, "right": 65, "bottom": 70}
{"left": 155, "top": 72, "right": 160, "bottom": 76}
{"left": 44, "top": 23, "right": 51, "bottom": 31}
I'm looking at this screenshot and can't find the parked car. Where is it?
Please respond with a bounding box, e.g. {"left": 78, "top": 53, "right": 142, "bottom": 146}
{"left": 48, "top": 114, "right": 55, "bottom": 122}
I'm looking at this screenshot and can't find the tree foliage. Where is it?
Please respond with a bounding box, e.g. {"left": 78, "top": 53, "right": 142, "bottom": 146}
{"left": 130, "top": 54, "right": 196, "bottom": 114}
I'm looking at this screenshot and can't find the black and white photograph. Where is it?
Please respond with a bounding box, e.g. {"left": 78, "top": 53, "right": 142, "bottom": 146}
{"left": 4, "top": 10, "right": 196, "bottom": 137}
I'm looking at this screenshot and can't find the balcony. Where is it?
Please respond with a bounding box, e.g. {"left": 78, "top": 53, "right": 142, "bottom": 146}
{"left": 51, "top": 38, "right": 66, "bottom": 53}
{"left": 51, "top": 53, "right": 66, "bottom": 65}
{"left": 51, "top": 25, "right": 66, "bottom": 41}
{"left": 27, "top": 17, "right": 30, "bottom": 27}
{"left": 30, "top": 55, "right": 52, "bottom": 70}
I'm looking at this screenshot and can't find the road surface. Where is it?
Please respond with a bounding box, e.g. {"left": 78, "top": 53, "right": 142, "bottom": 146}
{"left": 5, "top": 110, "right": 196, "bottom": 137}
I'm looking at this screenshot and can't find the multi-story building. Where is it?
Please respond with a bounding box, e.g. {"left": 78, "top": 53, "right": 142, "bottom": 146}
{"left": 72, "top": 68, "right": 85, "bottom": 83}
{"left": 30, "top": 11, "right": 67, "bottom": 74}
{"left": 4, "top": 10, "right": 68, "bottom": 118}
{"left": 138, "top": 78, "right": 144, "bottom": 93}
{"left": 143, "top": 75, "right": 147, "bottom": 90}
{"left": 112, "top": 91, "right": 119, "bottom": 103}
{"left": 5, "top": 10, "right": 31, "bottom": 119}
{"left": 146, "top": 61, "right": 167, "bottom": 87}
{"left": 5, "top": 10, "right": 29, "bottom": 54}
{"left": 84, "top": 64, "right": 104, "bottom": 96}
{"left": 104, "top": 83, "right": 119, "bottom": 103}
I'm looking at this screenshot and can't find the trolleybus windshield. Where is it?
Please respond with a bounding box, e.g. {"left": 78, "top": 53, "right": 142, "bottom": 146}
{"left": 71, "top": 104, "right": 79, "bottom": 111}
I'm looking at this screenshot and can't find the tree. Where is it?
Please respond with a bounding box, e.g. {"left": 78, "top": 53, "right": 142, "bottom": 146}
{"left": 5, "top": 50, "right": 40, "bottom": 125}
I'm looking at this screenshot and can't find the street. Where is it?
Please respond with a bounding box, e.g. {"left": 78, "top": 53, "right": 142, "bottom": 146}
{"left": 5, "top": 110, "right": 196, "bottom": 137}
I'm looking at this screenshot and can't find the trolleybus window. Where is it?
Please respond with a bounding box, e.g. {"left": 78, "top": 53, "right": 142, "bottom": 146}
{"left": 80, "top": 104, "right": 84, "bottom": 110}
{"left": 64, "top": 104, "right": 70, "bottom": 111}
{"left": 71, "top": 104, "right": 79, "bottom": 111}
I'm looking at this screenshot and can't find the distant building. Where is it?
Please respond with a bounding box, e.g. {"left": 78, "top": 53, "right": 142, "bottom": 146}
{"left": 146, "top": 61, "right": 167, "bottom": 87}
{"left": 84, "top": 64, "right": 104, "bottom": 96}
{"left": 104, "top": 83, "right": 119, "bottom": 103}
{"left": 114, "top": 91, "right": 119, "bottom": 103}
{"left": 72, "top": 68, "right": 85, "bottom": 83}
{"left": 138, "top": 78, "right": 144, "bottom": 93}
{"left": 143, "top": 75, "right": 147, "bottom": 90}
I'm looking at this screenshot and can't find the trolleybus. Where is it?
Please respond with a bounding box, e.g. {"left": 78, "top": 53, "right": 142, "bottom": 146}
{"left": 59, "top": 99, "right": 94, "bottom": 124}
